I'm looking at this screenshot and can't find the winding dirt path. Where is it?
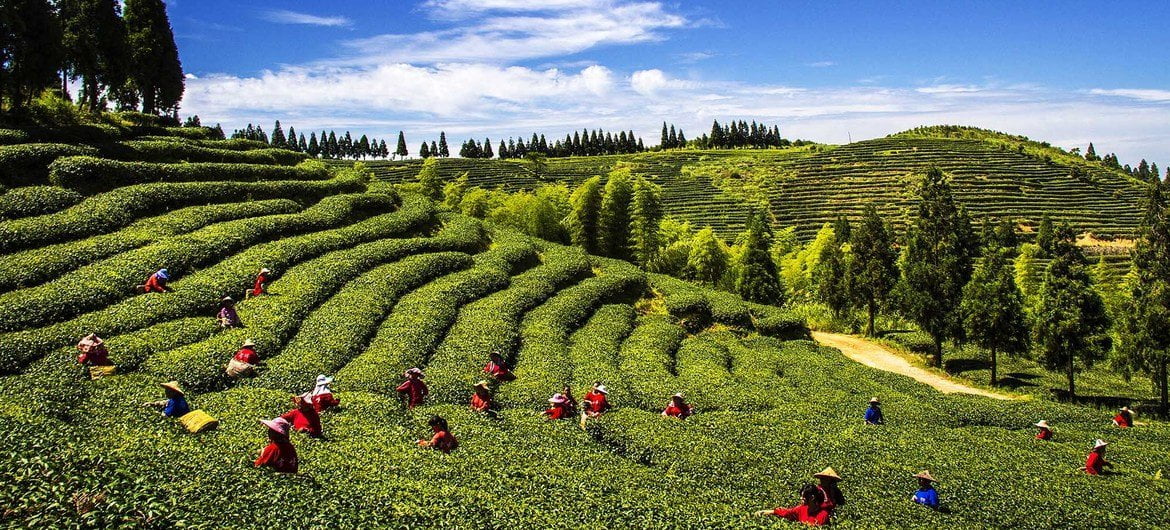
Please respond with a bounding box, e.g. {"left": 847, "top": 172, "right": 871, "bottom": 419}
{"left": 811, "top": 331, "right": 1016, "bottom": 400}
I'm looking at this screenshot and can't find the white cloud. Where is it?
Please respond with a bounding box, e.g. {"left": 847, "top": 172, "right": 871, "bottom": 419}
{"left": 1089, "top": 88, "right": 1170, "bottom": 102}
{"left": 630, "top": 69, "right": 668, "bottom": 96}
{"left": 808, "top": 61, "right": 836, "bottom": 68}
{"left": 262, "top": 10, "right": 351, "bottom": 27}
{"left": 676, "top": 51, "right": 715, "bottom": 63}
{"left": 423, "top": 0, "right": 606, "bottom": 14}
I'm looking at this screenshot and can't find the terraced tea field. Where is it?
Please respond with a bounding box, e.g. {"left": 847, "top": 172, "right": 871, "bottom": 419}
{"left": 1, "top": 129, "right": 1166, "bottom": 528}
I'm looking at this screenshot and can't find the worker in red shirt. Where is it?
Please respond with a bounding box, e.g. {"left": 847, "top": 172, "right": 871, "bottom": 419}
{"left": 483, "top": 351, "right": 515, "bottom": 382}
{"left": 396, "top": 368, "right": 428, "bottom": 409}
{"left": 226, "top": 339, "right": 260, "bottom": 378}
{"left": 813, "top": 467, "right": 845, "bottom": 509}
{"left": 470, "top": 380, "right": 493, "bottom": 413}
{"left": 756, "top": 484, "right": 831, "bottom": 526}
{"left": 543, "top": 393, "right": 571, "bottom": 419}
{"left": 662, "top": 393, "right": 694, "bottom": 419}
{"left": 140, "top": 269, "right": 173, "bottom": 293}
{"left": 1034, "top": 420, "right": 1053, "bottom": 441}
{"left": 582, "top": 382, "right": 610, "bottom": 417}
{"left": 280, "top": 395, "right": 323, "bottom": 438}
{"left": 1113, "top": 407, "right": 1134, "bottom": 428}
{"left": 306, "top": 374, "right": 340, "bottom": 412}
{"left": 76, "top": 333, "right": 112, "bottom": 367}
{"left": 250, "top": 268, "right": 271, "bottom": 298}
{"left": 255, "top": 417, "right": 298, "bottom": 473}
{"left": 417, "top": 416, "right": 457, "bottom": 453}
{"left": 1082, "top": 439, "right": 1113, "bottom": 475}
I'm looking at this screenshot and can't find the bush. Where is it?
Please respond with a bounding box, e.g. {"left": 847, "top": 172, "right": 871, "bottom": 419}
{"left": 569, "top": 304, "right": 636, "bottom": 406}
{"left": 110, "top": 141, "right": 307, "bottom": 165}
{"left": 0, "top": 143, "right": 100, "bottom": 187}
{"left": 618, "top": 315, "right": 686, "bottom": 410}
{"left": 163, "top": 126, "right": 221, "bottom": 140}
{"left": 48, "top": 156, "right": 331, "bottom": 194}
{"left": 0, "top": 175, "right": 364, "bottom": 254}
{"left": 134, "top": 136, "right": 271, "bottom": 151}
{"left": 0, "top": 186, "right": 83, "bottom": 220}
{"left": 0, "top": 128, "right": 30, "bottom": 145}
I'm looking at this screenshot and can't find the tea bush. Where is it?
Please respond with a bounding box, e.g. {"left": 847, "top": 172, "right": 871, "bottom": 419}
{"left": 0, "top": 185, "right": 83, "bottom": 220}
{"left": 49, "top": 156, "right": 330, "bottom": 194}
{"left": 0, "top": 143, "right": 99, "bottom": 186}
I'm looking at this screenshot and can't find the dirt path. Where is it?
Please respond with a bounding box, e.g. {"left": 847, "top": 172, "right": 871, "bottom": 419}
{"left": 811, "top": 331, "right": 1016, "bottom": 400}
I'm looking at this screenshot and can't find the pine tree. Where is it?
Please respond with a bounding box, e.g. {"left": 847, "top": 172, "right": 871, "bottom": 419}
{"left": 1035, "top": 215, "right": 1055, "bottom": 258}
{"left": 896, "top": 167, "right": 978, "bottom": 365}
{"left": 629, "top": 177, "right": 663, "bottom": 268}
{"left": 327, "top": 132, "right": 338, "bottom": 158}
{"left": 357, "top": 135, "right": 370, "bottom": 159}
{"left": 419, "top": 142, "right": 430, "bottom": 158}
{"left": 483, "top": 138, "right": 493, "bottom": 159}
{"left": 686, "top": 227, "right": 730, "bottom": 286}
{"left": 298, "top": 134, "right": 307, "bottom": 153}
{"left": 416, "top": 158, "right": 442, "bottom": 200}
{"left": 1138, "top": 159, "right": 1152, "bottom": 182}
{"left": 734, "top": 205, "right": 785, "bottom": 305}
{"left": 993, "top": 217, "right": 1019, "bottom": 255}
{"left": 598, "top": 169, "right": 635, "bottom": 258}
{"left": 1085, "top": 142, "right": 1098, "bottom": 161}
{"left": 564, "top": 176, "right": 604, "bottom": 254}
{"left": 307, "top": 133, "right": 320, "bottom": 157}
{"left": 438, "top": 132, "right": 450, "bottom": 157}
{"left": 710, "top": 119, "right": 724, "bottom": 148}
{"left": 961, "top": 246, "right": 1030, "bottom": 385}
{"left": 832, "top": 215, "right": 851, "bottom": 243}
{"left": 60, "top": 0, "right": 129, "bottom": 111}
{"left": 1033, "top": 223, "right": 1111, "bottom": 397}
{"left": 848, "top": 204, "right": 898, "bottom": 336}
{"left": 429, "top": 141, "right": 438, "bottom": 158}
{"left": 497, "top": 139, "right": 508, "bottom": 160}
{"left": 395, "top": 131, "right": 408, "bottom": 159}
{"left": 1115, "top": 183, "right": 1170, "bottom": 412}
{"left": 270, "top": 121, "right": 286, "bottom": 147}
{"left": 0, "top": 0, "right": 63, "bottom": 110}
{"left": 660, "top": 122, "right": 669, "bottom": 149}
{"left": 813, "top": 228, "right": 851, "bottom": 321}
{"left": 123, "top": 0, "right": 183, "bottom": 114}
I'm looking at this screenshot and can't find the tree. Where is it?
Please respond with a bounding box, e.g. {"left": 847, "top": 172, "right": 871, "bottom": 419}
{"left": 416, "top": 158, "right": 442, "bottom": 200}
{"left": 896, "top": 167, "right": 978, "bottom": 365}
{"left": 0, "top": 0, "right": 63, "bottom": 110}
{"left": 686, "top": 227, "right": 730, "bottom": 287}
{"left": 123, "top": 0, "right": 183, "bottom": 114}
{"left": 813, "top": 228, "right": 851, "bottom": 322}
{"left": 1035, "top": 215, "right": 1055, "bottom": 258}
{"left": 961, "top": 246, "right": 1030, "bottom": 385}
{"left": 270, "top": 121, "right": 286, "bottom": 147}
{"left": 734, "top": 205, "right": 785, "bottom": 305}
{"left": 1014, "top": 243, "right": 1042, "bottom": 301}
{"left": 438, "top": 132, "right": 450, "bottom": 157}
{"left": 848, "top": 204, "right": 898, "bottom": 336}
{"left": 993, "top": 217, "right": 1019, "bottom": 255}
{"left": 1115, "top": 183, "right": 1170, "bottom": 412}
{"left": 442, "top": 173, "right": 469, "bottom": 210}
{"left": 598, "top": 168, "right": 635, "bottom": 259}
{"left": 395, "top": 131, "right": 408, "bottom": 159}
{"left": 419, "top": 142, "right": 430, "bottom": 158}
{"left": 1085, "top": 142, "right": 1098, "bottom": 161}
{"left": 564, "top": 176, "right": 604, "bottom": 254}
{"left": 429, "top": 141, "right": 438, "bottom": 158}
{"left": 60, "top": 0, "right": 129, "bottom": 111}
{"left": 524, "top": 152, "right": 547, "bottom": 179}
{"left": 832, "top": 215, "right": 852, "bottom": 244}
{"left": 483, "top": 138, "right": 493, "bottom": 159}
{"left": 629, "top": 177, "right": 663, "bottom": 268}
{"left": 1033, "top": 223, "right": 1111, "bottom": 397}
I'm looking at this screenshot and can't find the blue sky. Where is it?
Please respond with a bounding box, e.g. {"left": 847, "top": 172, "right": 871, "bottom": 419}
{"left": 172, "top": 0, "right": 1170, "bottom": 164}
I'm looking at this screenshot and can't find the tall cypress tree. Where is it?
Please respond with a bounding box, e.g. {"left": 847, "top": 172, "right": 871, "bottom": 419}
{"left": 307, "top": 133, "right": 320, "bottom": 158}
{"left": 1115, "top": 183, "right": 1170, "bottom": 412}
{"left": 660, "top": 122, "right": 669, "bottom": 149}
{"left": 419, "top": 142, "right": 430, "bottom": 158}
{"left": 270, "top": 120, "right": 286, "bottom": 147}
{"left": 0, "top": 0, "right": 63, "bottom": 110}
{"left": 896, "top": 167, "right": 978, "bottom": 365}
{"left": 734, "top": 205, "right": 785, "bottom": 305}
{"left": 564, "top": 176, "right": 604, "bottom": 254}
{"left": 629, "top": 177, "right": 663, "bottom": 268}
{"left": 848, "top": 204, "right": 898, "bottom": 336}
{"left": 483, "top": 138, "right": 493, "bottom": 159}
{"left": 438, "top": 132, "right": 450, "bottom": 157}
{"left": 395, "top": 131, "right": 408, "bottom": 159}
{"left": 961, "top": 245, "right": 1030, "bottom": 385}
{"left": 598, "top": 169, "right": 635, "bottom": 259}
{"left": 813, "top": 228, "right": 851, "bottom": 321}
{"left": 60, "top": 0, "right": 129, "bottom": 111}
{"left": 123, "top": 0, "right": 183, "bottom": 114}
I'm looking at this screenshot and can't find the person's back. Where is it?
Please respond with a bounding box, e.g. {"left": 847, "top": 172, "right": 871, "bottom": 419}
{"left": 865, "top": 404, "right": 884, "bottom": 425}
{"left": 397, "top": 376, "right": 428, "bottom": 409}
{"left": 163, "top": 395, "right": 189, "bottom": 417}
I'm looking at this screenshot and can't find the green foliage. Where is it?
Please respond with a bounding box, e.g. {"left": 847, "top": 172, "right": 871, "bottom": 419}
{"left": 112, "top": 140, "right": 307, "bottom": 165}
{"left": 734, "top": 207, "right": 785, "bottom": 306}
{"left": 0, "top": 143, "right": 100, "bottom": 186}
{"left": 598, "top": 168, "right": 635, "bottom": 259}
{"left": 629, "top": 177, "right": 664, "bottom": 268}
{"left": 812, "top": 228, "right": 850, "bottom": 320}
{"left": 123, "top": 0, "right": 184, "bottom": 113}
{"left": 441, "top": 172, "right": 469, "bottom": 209}
{"left": 0, "top": 185, "right": 83, "bottom": 220}
{"left": 49, "top": 156, "right": 330, "bottom": 194}
{"left": 488, "top": 185, "right": 571, "bottom": 243}
{"left": 564, "top": 175, "right": 603, "bottom": 253}
{"left": 961, "top": 248, "right": 1030, "bottom": 384}
{"left": 416, "top": 157, "right": 442, "bottom": 200}
{"left": 685, "top": 227, "right": 730, "bottom": 288}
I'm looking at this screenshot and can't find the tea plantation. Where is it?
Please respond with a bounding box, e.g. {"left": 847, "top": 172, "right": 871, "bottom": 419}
{"left": 0, "top": 128, "right": 1167, "bottom": 529}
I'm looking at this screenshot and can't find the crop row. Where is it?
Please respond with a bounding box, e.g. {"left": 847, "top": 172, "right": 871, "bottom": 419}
{"left": 0, "top": 185, "right": 83, "bottom": 220}
{"left": 568, "top": 304, "right": 637, "bottom": 406}
{"left": 617, "top": 315, "right": 687, "bottom": 410}
{"left": 0, "top": 174, "right": 365, "bottom": 254}
{"left": 0, "top": 193, "right": 433, "bottom": 372}
{"left": 48, "top": 156, "right": 331, "bottom": 194}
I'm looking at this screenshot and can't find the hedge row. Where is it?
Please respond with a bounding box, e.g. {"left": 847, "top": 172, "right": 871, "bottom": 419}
{"left": 112, "top": 141, "right": 307, "bottom": 165}
{"left": 0, "top": 185, "right": 83, "bottom": 220}
{"left": 134, "top": 136, "right": 271, "bottom": 151}
{"left": 497, "top": 258, "right": 647, "bottom": 408}
{"left": 568, "top": 304, "right": 636, "bottom": 407}
{"left": 0, "top": 143, "right": 99, "bottom": 187}
{"left": 0, "top": 193, "right": 393, "bottom": 332}
{"left": 0, "top": 199, "right": 302, "bottom": 293}
{"left": 0, "top": 175, "right": 365, "bottom": 254}
{"left": 254, "top": 252, "right": 478, "bottom": 393}
{"left": 0, "top": 128, "right": 30, "bottom": 145}
{"left": 617, "top": 315, "right": 686, "bottom": 411}
{"left": 338, "top": 231, "right": 539, "bottom": 395}
{"left": 648, "top": 273, "right": 808, "bottom": 339}
{"left": 48, "top": 156, "right": 331, "bottom": 194}
{"left": 0, "top": 193, "right": 435, "bottom": 372}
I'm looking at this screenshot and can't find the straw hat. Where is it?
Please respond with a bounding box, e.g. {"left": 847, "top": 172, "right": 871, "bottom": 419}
{"left": 405, "top": 367, "right": 424, "bottom": 378}
{"left": 159, "top": 381, "right": 184, "bottom": 396}
{"left": 260, "top": 417, "right": 290, "bottom": 435}
{"left": 672, "top": 392, "right": 685, "bottom": 399}
{"left": 260, "top": 268, "right": 271, "bottom": 274}
{"left": 1093, "top": 439, "right": 1109, "bottom": 450}
{"left": 242, "top": 339, "right": 256, "bottom": 348}
{"left": 595, "top": 384, "right": 609, "bottom": 395}
{"left": 1119, "top": 406, "right": 1132, "bottom": 413}
{"left": 221, "top": 296, "right": 234, "bottom": 303}
{"left": 549, "top": 393, "right": 568, "bottom": 404}
{"left": 913, "top": 470, "right": 938, "bottom": 483}
{"left": 869, "top": 397, "right": 881, "bottom": 404}
{"left": 1034, "top": 420, "right": 1051, "bottom": 429}
{"left": 813, "top": 467, "right": 841, "bottom": 481}
{"left": 475, "top": 380, "right": 491, "bottom": 390}
{"left": 316, "top": 374, "right": 333, "bottom": 386}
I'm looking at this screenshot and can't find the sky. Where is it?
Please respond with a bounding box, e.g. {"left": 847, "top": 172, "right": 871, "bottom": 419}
{"left": 170, "top": 0, "right": 1170, "bottom": 165}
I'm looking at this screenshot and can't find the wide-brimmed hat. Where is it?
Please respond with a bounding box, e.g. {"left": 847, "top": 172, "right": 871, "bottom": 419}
{"left": 242, "top": 339, "right": 256, "bottom": 348}
{"left": 260, "top": 417, "right": 290, "bottom": 435}
{"left": 672, "top": 392, "right": 685, "bottom": 399}
{"left": 813, "top": 467, "right": 841, "bottom": 481}
{"left": 1093, "top": 439, "right": 1109, "bottom": 450}
{"left": 549, "top": 393, "right": 568, "bottom": 404}
{"left": 869, "top": 397, "right": 881, "bottom": 404}
{"left": 1119, "top": 406, "right": 1131, "bottom": 413}
{"left": 405, "top": 367, "right": 424, "bottom": 378}
{"left": 260, "top": 268, "right": 271, "bottom": 274}
{"left": 221, "top": 296, "right": 234, "bottom": 303}
{"left": 913, "top": 470, "right": 938, "bottom": 483}
{"left": 159, "top": 381, "right": 184, "bottom": 396}
{"left": 1034, "top": 420, "right": 1051, "bottom": 429}
{"left": 595, "top": 384, "right": 609, "bottom": 395}
{"left": 475, "top": 380, "right": 491, "bottom": 390}
{"left": 316, "top": 374, "right": 333, "bottom": 386}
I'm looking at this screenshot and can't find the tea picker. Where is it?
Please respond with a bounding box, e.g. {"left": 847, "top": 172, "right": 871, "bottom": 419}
{"left": 662, "top": 393, "right": 693, "bottom": 419}
{"left": 142, "top": 381, "right": 218, "bottom": 434}
{"left": 255, "top": 417, "right": 298, "bottom": 473}
{"left": 138, "top": 268, "right": 173, "bottom": 293}
{"left": 225, "top": 339, "right": 260, "bottom": 378}
{"left": 216, "top": 296, "right": 243, "bottom": 328}
{"left": 864, "top": 397, "right": 884, "bottom": 425}
{"left": 305, "top": 374, "right": 341, "bottom": 412}
{"left": 1034, "top": 420, "right": 1053, "bottom": 441}
{"left": 76, "top": 333, "right": 115, "bottom": 379}
{"left": 280, "top": 394, "right": 324, "bottom": 438}
{"left": 755, "top": 484, "right": 831, "bottom": 526}
{"left": 397, "top": 368, "right": 429, "bottom": 409}
{"left": 1082, "top": 439, "right": 1113, "bottom": 475}
{"left": 582, "top": 382, "right": 609, "bottom": 418}
{"left": 249, "top": 267, "right": 272, "bottom": 298}
{"left": 417, "top": 415, "right": 457, "bottom": 453}
{"left": 543, "top": 393, "right": 572, "bottom": 419}
{"left": 483, "top": 351, "right": 516, "bottom": 382}
{"left": 1113, "top": 407, "right": 1134, "bottom": 428}
{"left": 911, "top": 471, "right": 940, "bottom": 509}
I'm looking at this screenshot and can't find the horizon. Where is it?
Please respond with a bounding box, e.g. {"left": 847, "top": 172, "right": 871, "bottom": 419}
{"left": 172, "top": 1, "right": 1170, "bottom": 166}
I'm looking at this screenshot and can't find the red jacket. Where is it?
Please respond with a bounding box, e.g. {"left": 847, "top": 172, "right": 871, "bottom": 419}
{"left": 471, "top": 392, "right": 491, "bottom": 412}
{"left": 143, "top": 274, "right": 167, "bottom": 293}
{"left": 233, "top": 347, "right": 259, "bottom": 365}
{"left": 773, "top": 505, "right": 830, "bottom": 526}
{"left": 1113, "top": 413, "right": 1132, "bottom": 428}
{"left": 1036, "top": 428, "right": 1053, "bottom": 441}
{"left": 428, "top": 430, "right": 457, "bottom": 453}
{"left": 543, "top": 404, "right": 569, "bottom": 419}
{"left": 483, "top": 361, "right": 515, "bottom": 381}
{"left": 252, "top": 274, "right": 268, "bottom": 296}
{"left": 1085, "top": 452, "right": 1106, "bottom": 475}
{"left": 77, "top": 345, "right": 111, "bottom": 366}
{"left": 280, "top": 406, "right": 323, "bottom": 437}
{"left": 663, "top": 404, "right": 693, "bottom": 419}
{"left": 311, "top": 392, "right": 340, "bottom": 413}
{"left": 255, "top": 439, "right": 298, "bottom": 473}
{"left": 396, "top": 379, "right": 428, "bottom": 409}
{"left": 583, "top": 391, "right": 609, "bottom": 414}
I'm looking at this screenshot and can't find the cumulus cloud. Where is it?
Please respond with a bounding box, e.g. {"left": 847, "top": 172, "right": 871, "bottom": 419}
{"left": 262, "top": 10, "right": 351, "bottom": 27}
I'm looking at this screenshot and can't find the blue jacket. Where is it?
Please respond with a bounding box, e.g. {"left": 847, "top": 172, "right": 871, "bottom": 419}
{"left": 163, "top": 397, "right": 190, "bottom": 418}
{"left": 913, "top": 487, "right": 939, "bottom": 509}
{"left": 865, "top": 405, "right": 884, "bottom": 424}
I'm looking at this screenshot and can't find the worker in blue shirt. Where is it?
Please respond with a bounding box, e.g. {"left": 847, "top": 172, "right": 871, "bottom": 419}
{"left": 143, "top": 381, "right": 190, "bottom": 418}
{"left": 911, "top": 471, "right": 939, "bottom": 509}
{"left": 864, "top": 397, "right": 884, "bottom": 425}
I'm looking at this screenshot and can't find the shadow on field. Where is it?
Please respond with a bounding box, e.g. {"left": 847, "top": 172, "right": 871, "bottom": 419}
{"left": 1048, "top": 390, "right": 1155, "bottom": 412}
{"left": 944, "top": 358, "right": 989, "bottom": 375}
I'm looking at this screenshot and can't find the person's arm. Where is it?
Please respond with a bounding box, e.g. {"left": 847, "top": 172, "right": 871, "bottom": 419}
{"left": 396, "top": 380, "right": 410, "bottom": 392}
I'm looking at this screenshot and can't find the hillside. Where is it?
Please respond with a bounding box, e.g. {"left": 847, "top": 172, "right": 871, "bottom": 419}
{"left": 0, "top": 130, "right": 1167, "bottom": 527}
{"left": 354, "top": 127, "right": 1148, "bottom": 244}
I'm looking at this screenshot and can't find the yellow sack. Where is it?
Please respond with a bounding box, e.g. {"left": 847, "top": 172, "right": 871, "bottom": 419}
{"left": 225, "top": 359, "right": 256, "bottom": 378}
{"left": 178, "top": 410, "right": 219, "bottom": 434}
{"left": 88, "top": 365, "right": 116, "bottom": 380}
